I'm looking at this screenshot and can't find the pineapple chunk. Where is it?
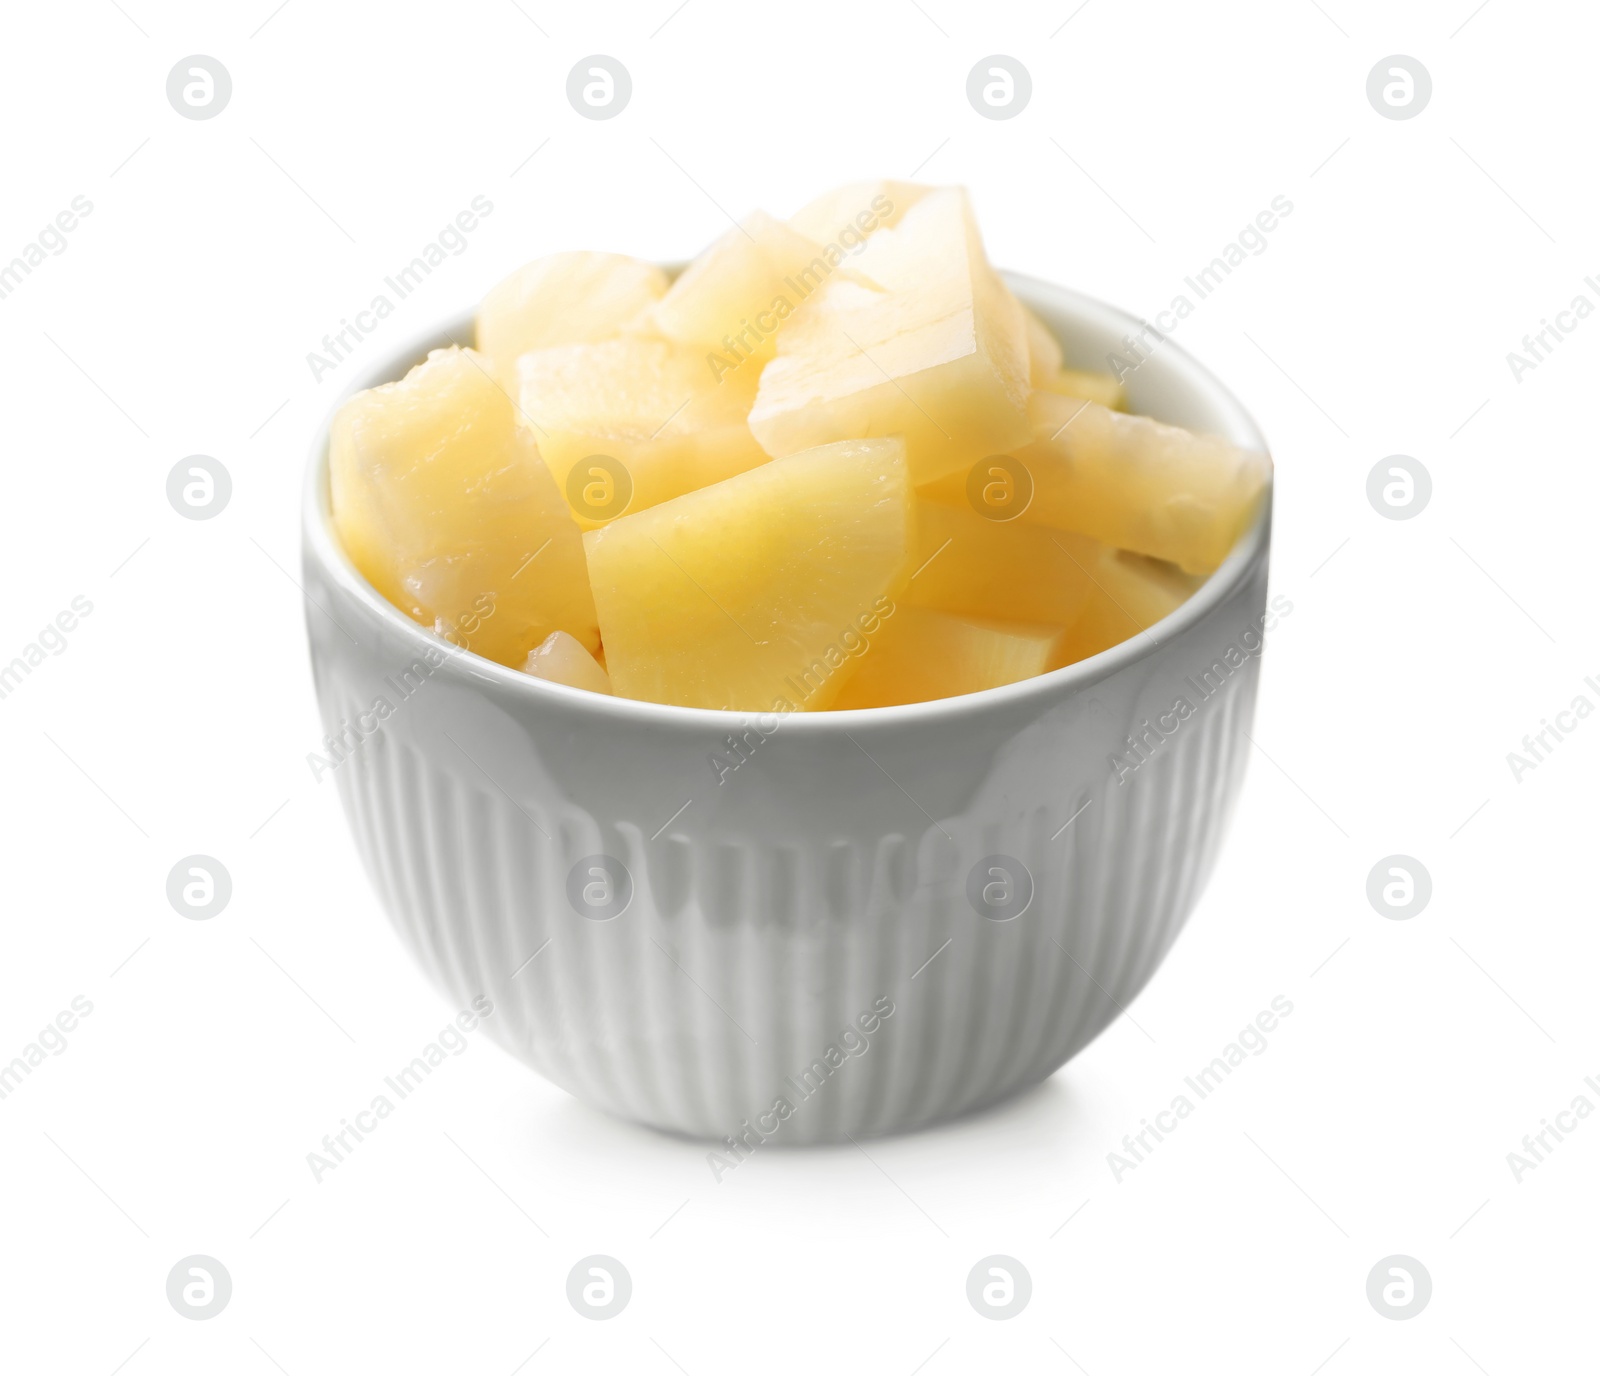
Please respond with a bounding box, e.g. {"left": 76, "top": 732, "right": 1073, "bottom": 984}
{"left": 584, "top": 437, "right": 912, "bottom": 710}
{"left": 1020, "top": 391, "right": 1269, "bottom": 573}
{"left": 476, "top": 252, "right": 668, "bottom": 384}
{"left": 1023, "top": 303, "right": 1064, "bottom": 385}
{"left": 934, "top": 390, "right": 1270, "bottom": 574}
{"left": 748, "top": 188, "right": 1031, "bottom": 485}
{"left": 832, "top": 606, "right": 1067, "bottom": 709}
{"left": 1038, "top": 367, "right": 1127, "bottom": 410}
{"left": 329, "top": 347, "right": 599, "bottom": 665}
{"left": 522, "top": 629, "right": 612, "bottom": 694}
{"left": 517, "top": 337, "right": 768, "bottom": 530}
{"left": 1024, "top": 303, "right": 1126, "bottom": 409}
{"left": 905, "top": 498, "right": 1096, "bottom": 629}
{"left": 1058, "top": 546, "right": 1201, "bottom": 664}
{"left": 788, "top": 180, "right": 928, "bottom": 246}
{"left": 631, "top": 211, "right": 858, "bottom": 387}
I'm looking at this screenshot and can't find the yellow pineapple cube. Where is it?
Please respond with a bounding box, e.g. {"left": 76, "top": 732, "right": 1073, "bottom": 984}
{"left": 788, "top": 180, "right": 928, "bottom": 246}
{"left": 1057, "top": 546, "right": 1201, "bottom": 664}
{"left": 522, "top": 629, "right": 612, "bottom": 694}
{"left": 748, "top": 188, "right": 1031, "bottom": 485}
{"left": 516, "top": 336, "right": 768, "bottom": 530}
{"left": 904, "top": 498, "right": 1096, "bottom": 629}
{"left": 1023, "top": 303, "right": 1064, "bottom": 384}
{"left": 583, "top": 437, "right": 912, "bottom": 710}
{"left": 329, "top": 347, "right": 598, "bottom": 665}
{"left": 1010, "top": 390, "right": 1270, "bottom": 573}
{"left": 476, "top": 252, "right": 668, "bottom": 384}
{"left": 832, "top": 606, "right": 1067, "bottom": 709}
{"left": 1038, "top": 367, "right": 1127, "bottom": 410}
{"left": 630, "top": 211, "right": 858, "bottom": 388}
{"left": 1024, "top": 303, "right": 1126, "bottom": 408}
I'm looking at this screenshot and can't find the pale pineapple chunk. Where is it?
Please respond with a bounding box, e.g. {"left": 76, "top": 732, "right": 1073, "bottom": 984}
{"left": 1023, "top": 303, "right": 1064, "bottom": 384}
{"left": 517, "top": 337, "right": 768, "bottom": 530}
{"left": 1011, "top": 390, "right": 1270, "bottom": 573}
{"left": 832, "top": 606, "right": 1067, "bottom": 709}
{"left": 748, "top": 188, "right": 1031, "bottom": 485}
{"left": 1038, "top": 367, "right": 1127, "bottom": 410}
{"left": 476, "top": 252, "right": 668, "bottom": 383}
{"left": 631, "top": 211, "right": 859, "bottom": 387}
{"left": 522, "top": 630, "right": 612, "bottom": 694}
{"left": 905, "top": 499, "right": 1095, "bottom": 629}
{"left": 788, "top": 180, "right": 928, "bottom": 246}
{"left": 1024, "top": 303, "right": 1126, "bottom": 408}
{"left": 584, "top": 437, "right": 912, "bottom": 710}
{"left": 1057, "top": 546, "right": 1201, "bottom": 664}
{"left": 330, "top": 347, "right": 599, "bottom": 665}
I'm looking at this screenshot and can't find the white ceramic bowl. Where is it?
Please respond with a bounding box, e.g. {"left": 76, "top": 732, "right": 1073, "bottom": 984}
{"left": 301, "top": 274, "right": 1272, "bottom": 1145}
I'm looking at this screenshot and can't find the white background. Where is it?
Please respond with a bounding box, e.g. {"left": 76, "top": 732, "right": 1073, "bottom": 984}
{"left": 1, "top": 0, "right": 1594, "bottom": 1371}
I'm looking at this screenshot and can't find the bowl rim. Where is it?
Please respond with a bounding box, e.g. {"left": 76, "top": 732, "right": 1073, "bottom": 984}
{"left": 301, "top": 271, "right": 1272, "bottom": 733}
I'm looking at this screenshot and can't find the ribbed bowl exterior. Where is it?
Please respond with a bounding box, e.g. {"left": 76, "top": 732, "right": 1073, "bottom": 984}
{"left": 301, "top": 277, "right": 1272, "bottom": 1144}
